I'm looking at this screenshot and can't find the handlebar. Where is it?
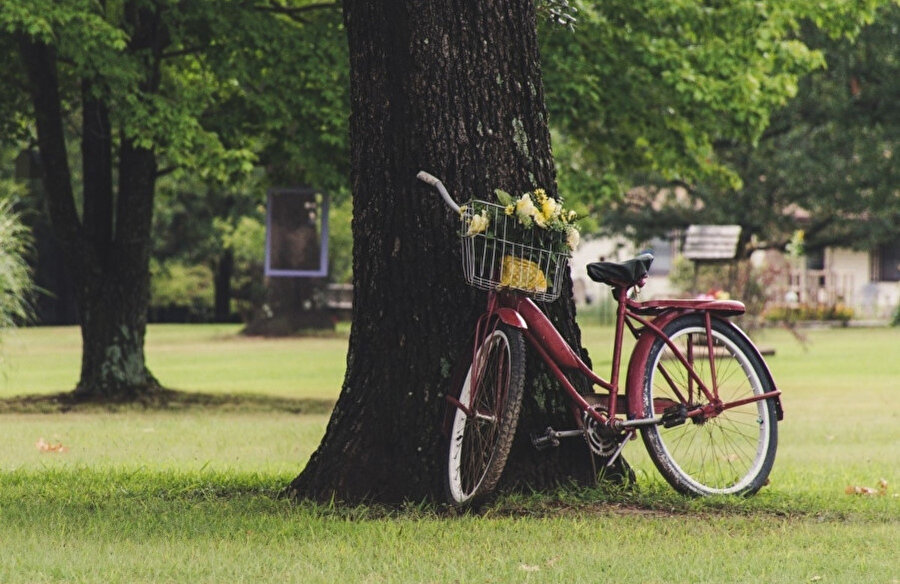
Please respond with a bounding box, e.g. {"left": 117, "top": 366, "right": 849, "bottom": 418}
{"left": 417, "top": 171, "right": 461, "bottom": 215}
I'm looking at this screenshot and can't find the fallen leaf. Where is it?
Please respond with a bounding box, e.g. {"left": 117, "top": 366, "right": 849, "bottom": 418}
{"left": 35, "top": 438, "right": 68, "bottom": 453}
{"left": 845, "top": 482, "right": 887, "bottom": 496}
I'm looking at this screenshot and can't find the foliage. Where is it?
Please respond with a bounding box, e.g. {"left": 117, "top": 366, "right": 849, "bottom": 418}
{"left": 1, "top": 1, "right": 348, "bottom": 182}
{"left": 541, "top": 0, "right": 867, "bottom": 207}
{"left": 327, "top": 195, "right": 353, "bottom": 284}
{"left": 216, "top": 214, "right": 268, "bottom": 316}
{"left": 148, "top": 258, "right": 214, "bottom": 319}
{"left": 597, "top": 2, "right": 898, "bottom": 253}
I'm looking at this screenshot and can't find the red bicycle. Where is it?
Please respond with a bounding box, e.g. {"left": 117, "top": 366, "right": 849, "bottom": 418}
{"left": 417, "top": 171, "right": 783, "bottom": 506}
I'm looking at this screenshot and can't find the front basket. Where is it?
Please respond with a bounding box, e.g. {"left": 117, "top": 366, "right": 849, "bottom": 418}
{"left": 460, "top": 201, "right": 570, "bottom": 302}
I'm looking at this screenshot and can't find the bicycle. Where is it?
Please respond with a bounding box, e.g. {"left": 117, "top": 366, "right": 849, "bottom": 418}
{"left": 417, "top": 171, "right": 783, "bottom": 506}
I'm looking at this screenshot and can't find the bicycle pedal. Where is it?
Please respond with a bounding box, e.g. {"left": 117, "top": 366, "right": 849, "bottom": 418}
{"left": 661, "top": 404, "right": 688, "bottom": 428}
{"left": 531, "top": 427, "right": 560, "bottom": 451}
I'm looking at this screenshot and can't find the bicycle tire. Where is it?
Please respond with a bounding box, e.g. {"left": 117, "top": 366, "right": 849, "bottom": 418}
{"left": 444, "top": 323, "right": 526, "bottom": 506}
{"left": 639, "top": 314, "right": 778, "bottom": 496}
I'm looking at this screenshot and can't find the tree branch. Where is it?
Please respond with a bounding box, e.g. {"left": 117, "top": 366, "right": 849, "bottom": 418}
{"left": 155, "top": 165, "right": 178, "bottom": 178}
{"left": 254, "top": 1, "right": 339, "bottom": 22}
{"left": 161, "top": 45, "right": 210, "bottom": 59}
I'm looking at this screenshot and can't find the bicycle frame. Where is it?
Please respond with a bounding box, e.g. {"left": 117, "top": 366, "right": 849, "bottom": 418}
{"left": 474, "top": 286, "right": 782, "bottom": 431}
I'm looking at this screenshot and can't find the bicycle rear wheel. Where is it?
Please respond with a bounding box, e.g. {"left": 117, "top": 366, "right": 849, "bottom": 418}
{"left": 445, "top": 323, "right": 525, "bottom": 506}
{"left": 640, "top": 314, "right": 778, "bottom": 496}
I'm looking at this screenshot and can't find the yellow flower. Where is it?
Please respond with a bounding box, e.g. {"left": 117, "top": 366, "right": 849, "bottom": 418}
{"left": 533, "top": 188, "right": 548, "bottom": 204}
{"left": 505, "top": 204, "right": 515, "bottom": 215}
{"left": 466, "top": 210, "right": 489, "bottom": 235}
{"left": 458, "top": 205, "right": 468, "bottom": 217}
{"left": 500, "top": 256, "right": 547, "bottom": 293}
{"left": 541, "top": 197, "right": 560, "bottom": 222}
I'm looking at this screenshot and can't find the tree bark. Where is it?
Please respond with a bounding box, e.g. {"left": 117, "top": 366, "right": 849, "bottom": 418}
{"left": 290, "top": 0, "right": 620, "bottom": 504}
{"left": 214, "top": 249, "right": 235, "bottom": 322}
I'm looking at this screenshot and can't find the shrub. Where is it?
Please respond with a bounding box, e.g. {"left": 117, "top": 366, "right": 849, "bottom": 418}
{"left": 149, "top": 259, "right": 214, "bottom": 322}
{"left": 0, "top": 197, "right": 34, "bottom": 330}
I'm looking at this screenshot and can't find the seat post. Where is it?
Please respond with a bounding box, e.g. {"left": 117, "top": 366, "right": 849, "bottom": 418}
{"left": 607, "top": 286, "right": 630, "bottom": 417}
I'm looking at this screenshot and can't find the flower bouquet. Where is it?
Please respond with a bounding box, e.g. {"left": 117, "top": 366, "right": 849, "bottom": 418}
{"left": 459, "top": 187, "right": 579, "bottom": 302}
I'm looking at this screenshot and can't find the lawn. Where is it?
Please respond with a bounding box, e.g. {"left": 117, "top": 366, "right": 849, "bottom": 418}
{"left": 0, "top": 323, "right": 897, "bottom": 583}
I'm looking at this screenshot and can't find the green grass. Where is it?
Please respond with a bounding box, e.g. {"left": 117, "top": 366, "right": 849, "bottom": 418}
{"left": 0, "top": 324, "right": 349, "bottom": 399}
{"left": 0, "top": 323, "right": 898, "bottom": 582}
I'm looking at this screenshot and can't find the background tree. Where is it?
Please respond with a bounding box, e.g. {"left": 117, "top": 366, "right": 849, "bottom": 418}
{"left": 600, "top": 2, "right": 897, "bottom": 256}
{"left": 0, "top": 1, "right": 346, "bottom": 398}
{"left": 542, "top": 0, "right": 885, "bottom": 214}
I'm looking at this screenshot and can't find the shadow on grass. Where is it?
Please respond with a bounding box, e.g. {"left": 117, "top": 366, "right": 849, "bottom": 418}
{"left": 0, "top": 388, "right": 335, "bottom": 415}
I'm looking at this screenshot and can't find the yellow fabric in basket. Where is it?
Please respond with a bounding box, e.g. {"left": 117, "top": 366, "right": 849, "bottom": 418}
{"left": 500, "top": 256, "right": 547, "bottom": 292}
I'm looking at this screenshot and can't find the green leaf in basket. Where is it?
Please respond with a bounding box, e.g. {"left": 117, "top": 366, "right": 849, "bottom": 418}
{"left": 494, "top": 189, "right": 514, "bottom": 207}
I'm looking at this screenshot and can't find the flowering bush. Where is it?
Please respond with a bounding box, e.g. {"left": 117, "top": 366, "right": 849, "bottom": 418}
{"left": 763, "top": 303, "right": 854, "bottom": 324}
{"left": 460, "top": 187, "right": 579, "bottom": 253}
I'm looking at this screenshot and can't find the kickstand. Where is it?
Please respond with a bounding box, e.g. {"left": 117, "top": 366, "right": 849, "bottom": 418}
{"left": 604, "top": 430, "right": 634, "bottom": 468}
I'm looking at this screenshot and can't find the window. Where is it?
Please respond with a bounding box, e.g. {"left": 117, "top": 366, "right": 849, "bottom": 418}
{"left": 805, "top": 247, "right": 825, "bottom": 271}
{"left": 872, "top": 240, "right": 900, "bottom": 282}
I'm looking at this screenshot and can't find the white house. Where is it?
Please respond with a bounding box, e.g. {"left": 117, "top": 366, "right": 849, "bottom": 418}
{"left": 571, "top": 234, "right": 899, "bottom": 321}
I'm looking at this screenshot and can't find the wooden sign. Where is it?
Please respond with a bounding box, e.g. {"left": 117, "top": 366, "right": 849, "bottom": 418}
{"left": 683, "top": 225, "right": 741, "bottom": 260}
{"left": 265, "top": 188, "right": 329, "bottom": 277}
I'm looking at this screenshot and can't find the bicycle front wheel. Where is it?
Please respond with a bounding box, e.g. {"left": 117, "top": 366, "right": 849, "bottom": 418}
{"left": 640, "top": 314, "right": 778, "bottom": 496}
{"left": 445, "top": 323, "right": 525, "bottom": 506}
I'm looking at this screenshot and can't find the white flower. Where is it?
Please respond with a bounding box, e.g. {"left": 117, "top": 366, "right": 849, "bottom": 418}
{"left": 515, "top": 194, "right": 536, "bottom": 224}
{"left": 566, "top": 226, "right": 580, "bottom": 250}
{"left": 466, "top": 210, "right": 490, "bottom": 235}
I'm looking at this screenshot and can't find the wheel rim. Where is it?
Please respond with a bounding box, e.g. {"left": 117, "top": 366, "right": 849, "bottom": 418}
{"left": 447, "top": 330, "right": 510, "bottom": 504}
{"left": 647, "top": 326, "right": 772, "bottom": 495}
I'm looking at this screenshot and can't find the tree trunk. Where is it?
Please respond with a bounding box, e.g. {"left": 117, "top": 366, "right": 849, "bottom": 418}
{"left": 214, "top": 249, "right": 235, "bottom": 323}
{"left": 17, "top": 6, "right": 165, "bottom": 400}
{"left": 290, "top": 0, "right": 621, "bottom": 504}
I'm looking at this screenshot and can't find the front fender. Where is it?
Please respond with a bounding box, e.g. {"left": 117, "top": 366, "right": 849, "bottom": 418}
{"left": 495, "top": 307, "right": 527, "bottom": 330}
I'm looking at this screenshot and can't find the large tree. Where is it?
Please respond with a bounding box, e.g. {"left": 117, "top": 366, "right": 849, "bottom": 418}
{"left": 290, "top": 0, "right": 603, "bottom": 503}
{"left": 0, "top": 1, "right": 346, "bottom": 398}
{"left": 288, "top": 0, "right": 886, "bottom": 503}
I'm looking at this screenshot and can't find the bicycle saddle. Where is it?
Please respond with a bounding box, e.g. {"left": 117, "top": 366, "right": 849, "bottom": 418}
{"left": 587, "top": 253, "right": 654, "bottom": 288}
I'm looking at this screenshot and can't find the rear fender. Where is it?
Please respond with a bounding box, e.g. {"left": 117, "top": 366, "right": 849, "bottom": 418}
{"left": 625, "top": 312, "right": 783, "bottom": 420}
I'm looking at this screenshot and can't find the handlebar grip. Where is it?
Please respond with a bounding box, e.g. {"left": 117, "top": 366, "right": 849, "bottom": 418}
{"left": 416, "top": 170, "right": 461, "bottom": 215}
{"left": 416, "top": 171, "right": 441, "bottom": 186}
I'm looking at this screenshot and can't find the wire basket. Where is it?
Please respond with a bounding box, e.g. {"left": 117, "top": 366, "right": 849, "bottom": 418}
{"left": 460, "top": 200, "right": 570, "bottom": 302}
